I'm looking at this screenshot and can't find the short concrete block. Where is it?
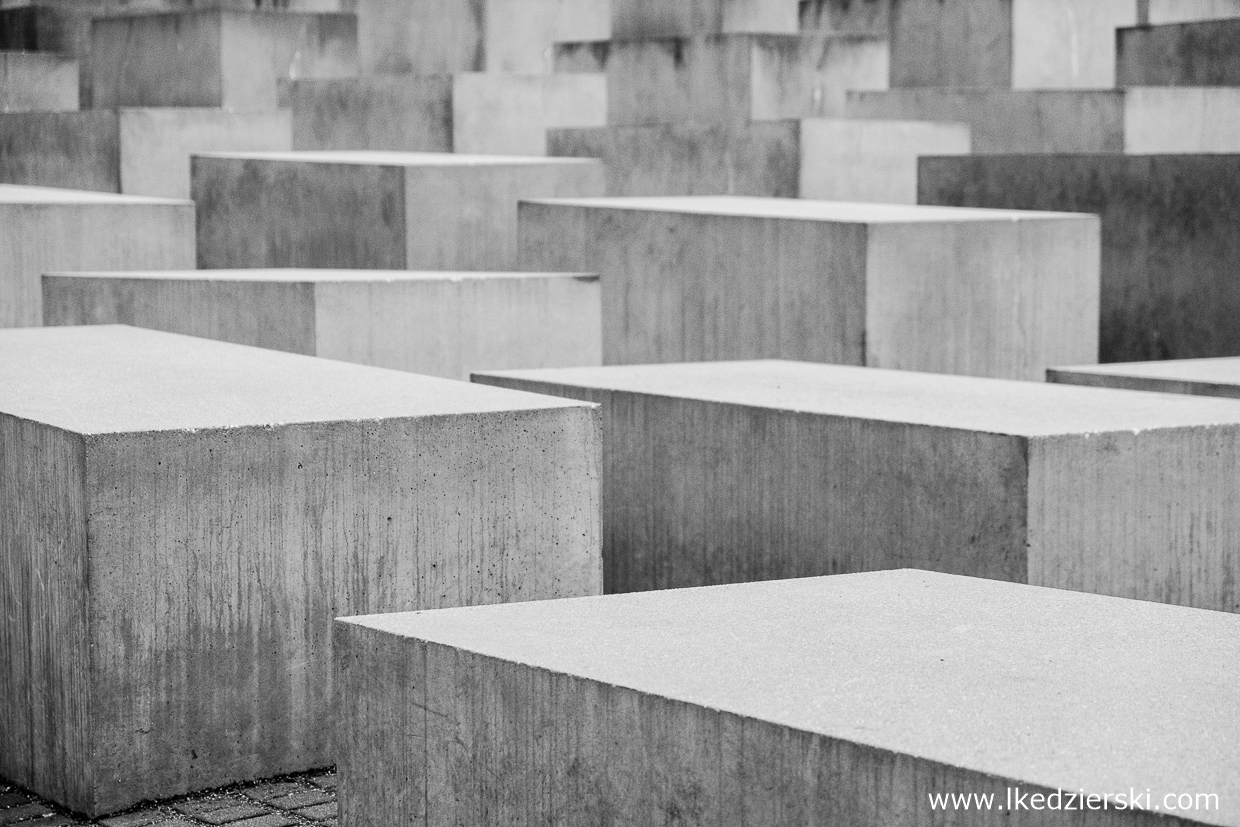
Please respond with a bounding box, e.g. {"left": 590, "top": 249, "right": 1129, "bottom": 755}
{"left": 798, "top": 0, "right": 888, "bottom": 33}
{"left": 0, "top": 50, "right": 77, "bottom": 111}
{"left": 336, "top": 570, "right": 1240, "bottom": 826}
{"left": 452, "top": 73, "right": 606, "bottom": 156}
{"left": 90, "top": 9, "right": 357, "bottom": 109}
{"left": 0, "top": 324, "right": 601, "bottom": 816}
{"left": 42, "top": 269, "right": 602, "bottom": 379}
{"left": 285, "top": 75, "right": 453, "bottom": 152}
{"left": 0, "top": 109, "right": 291, "bottom": 199}
{"left": 518, "top": 196, "right": 1099, "bottom": 379}
{"left": 1118, "top": 18, "right": 1240, "bottom": 86}
{"left": 1049, "top": 357, "right": 1240, "bottom": 399}
{"left": 846, "top": 87, "right": 1240, "bottom": 154}
{"left": 0, "top": 184, "right": 194, "bottom": 328}
{"left": 474, "top": 360, "right": 1240, "bottom": 609}
{"left": 611, "top": 0, "right": 797, "bottom": 37}
{"left": 194, "top": 151, "right": 605, "bottom": 271}
{"left": 919, "top": 153, "right": 1240, "bottom": 363}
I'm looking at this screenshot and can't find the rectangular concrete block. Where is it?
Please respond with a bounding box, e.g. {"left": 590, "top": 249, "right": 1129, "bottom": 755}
{"left": 194, "top": 151, "right": 605, "bottom": 270}
{"left": 0, "top": 108, "right": 291, "bottom": 199}
{"left": 43, "top": 269, "right": 603, "bottom": 379}
{"left": 1049, "top": 357, "right": 1240, "bottom": 400}
{"left": 798, "top": 0, "right": 888, "bottom": 33}
{"left": 452, "top": 73, "right": 606, "bottom": 156}
{"left": 0, "top": 184, "right": 194, "bottom": 328}
{"left": 1118, "top": 18, "right": 1240, "bottom": 86}
{"left": 611, "top": 0, "right": 798, "bottom": 37}
{"left": 0, "top": 50, "right": 77, "bottom": 111}
{"left": 919, "top": 153, "right": 1240, "bottom": 363}
{"left": 90, "top": 9, "right": 357, "bottom": 109}
{"left": 286, "top": 75, "right": 453, "bottom": 152}
{"left": 474, "top": 360, "right": 1240, "bottom": 612}
{"left": 0, "top": 324, "right": 601, "bottom": 816}
{"left": 847, "top": 87, "right": 1240, "bottom": 154}
{"left": 518, "top": 196, "right": 1099, "bottom": 379}
{"left": 336, "top": 570, "right": 1240, "bottom": 826}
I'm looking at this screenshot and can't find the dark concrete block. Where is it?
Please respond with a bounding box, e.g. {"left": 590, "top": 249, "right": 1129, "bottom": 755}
{"left": 1118, "top": 18, "right": 1240, "bottom": 85}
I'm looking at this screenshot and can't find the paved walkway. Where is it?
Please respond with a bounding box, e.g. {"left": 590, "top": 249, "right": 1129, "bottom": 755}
{"left": 0, "top": 771, "right": 337, "bottom": 827}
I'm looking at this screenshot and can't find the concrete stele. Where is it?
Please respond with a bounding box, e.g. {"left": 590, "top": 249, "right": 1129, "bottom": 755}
{"left": 0, "top": 324, "right": 601, "bottom": 816}
{"left": 1049, "top": 357, "right": 1240, "bottom": 399}
{"left": 285, "top": 75, "right": 454, "bottom": 152}
{"left": 336, "top": 569, "right": 1240, "bottom": 826}
{"left": 192, "top": 151, "right": 605, "bottom": 271}
{"left": 517, "top": 195, "right": 1099, "bottom": 380}
{"left": 451, "top": 73, "right": 606, "bottom": 156}
{"left": 42, "top": 269, "right": 603, "bottom": 379}
{"left": 1118, "top": 18, "right": 1240, "bottom": 86}
{"left": 610, "top": 0, "right": 798, "bottom": 37}
{"left": 0, "top": 50, "right": 78, "bottom": 111}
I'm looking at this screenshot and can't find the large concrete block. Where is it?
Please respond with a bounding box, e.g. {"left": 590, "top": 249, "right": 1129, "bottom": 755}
{"left": 611, "top": 0, "right": 797, "bottom": 37}
{"left": 452, "top": 73, "right": 606, "bottom": 156}
{"left": 285, "top": 75, "right": 453, "bottom": 152}
{"left": 474, "top": 360, "right": 1240, "bottom": 610}
{"left": 43, "top": 269, "right": 602, "bottom": 379}
{"left": 1118, "top": 18, "right": 1240, "bottom": 86}
{"left": 1049, "top": 357, "right": 1240, "bottom": 399}
{"left": 0, "top": 50, "right": 77, "bottom": 111}
{"left": 195, "top": 151, "right": 605, "bottom": 270}
{"left": 0, "top": 184, "right": 193, "bottom": 328}
{"left": 846, "top": 87, "right": 1240, "bottom": 154}
{"left": 798, "top": 0, "right": 888, "bottom": 33}
{"left": 0, "top": 109, "right": 291, "bottom": 199}
{"left": 557, "top": 33, "right": 887, "bottom": 126}
{"left": 90, "top": 9, "right": 357, "bottom": 109}
{"left": 518, "top": 196, "right": 1099, "bottom": 378}
{"left": 919, "top": 153, "right": 1240, "bottom": 363}
{"left": 336, "top": 570, "right": 1240, "bottom": 827}
{"left": 0, "top": 324, "right": 601, "bottom": 816}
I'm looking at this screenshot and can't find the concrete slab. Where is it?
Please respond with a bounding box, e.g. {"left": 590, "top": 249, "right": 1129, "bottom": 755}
{"left": 0, "top": 184, "right": 194, "bottom": 327}
{"left": 285, "top": 75, "right": 453, "bottom": 152}
{"left": 557, "top": 32, "right": 887, "bottom": 126}
{"left": 611, "top": 0, "right": 797, "bottom": 37}
{"left": 846, "top": 87, "right": 1240, "bottom": 154}
{"left": 1118, "top": 18, "right": 1240, "bottom": 85}
{"left": 0, "top": 109, "right": 291, "bottom": 199}
{"left": 518, "top": 196, "right": 1099, "bottom": 379}
{"left": 1049, "top": 357, "right": 1240, "bottom": 399}
{"left": 0, "top": 324, "right": 601, "bottom": 816}
{"left": 798, "top": 0, "right": 888, "bottom": 33}
{"left": 336, "top": 570, "right": 1240, "bottom": 826}
{"left": 194, "top": 151, "right": 605, "bottom": 271}
{"left": 452, "top": 73, "right": 606, "bottom": 156}
{"left": 90, "top": 9, "right": 357, "bottom": 110}
{"left": 919, "top": 153, "right": 1240, "bottom": 363}
{"left": 0, "top": 50, "right": 77, "bottom": 111}
{"left": 43, "top": 269, "right": 603, "bottom": 379}
{"left": 1146, "top": 0, "right": 1240, "bottom": 24}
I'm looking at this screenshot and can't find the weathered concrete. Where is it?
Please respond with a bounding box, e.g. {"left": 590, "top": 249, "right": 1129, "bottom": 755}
{"left": 43, "top": 269, "right": 603, "bottom": 379}
{"left": 557, "top": 33, "right": 887, "bottom": 125}
{"left": 452, "top": 73, "right": 606, "bottom": 156}
{"left": 798, "top": 0, "right": 888, "bottom": 33}
{"left": 195, "top": 151, "right": 604, "bottom": 271}
{"left": 337, "top": 569, "right": 1240, "bottom": 826}
{"left": 519, "top": 196, "right": 1099, "bottom": 379}
{"left": 90, "top": 9, "right": 357, "bottom": 110}
{"left": 1118, "top": 18, "right": 1240, "bottom": 86}
{"left": 919, "top": 153, "right": 1240, "bottom": 363}
{"left": 0, "top": 109, "right": 291, "bottom": 199}
{"left": 1146, "top": 0, "right": 1240, "bottom": 24}
{"left": 0, "top": 50, "right": 77, "bottom": 111}
{"left": 285, "top": 75, "right": 454, "bottom": 152}
{"left": 0, "top": 324, "right": 601, "bottom": 816}
{"left": 611, "top": 0, "right": 797, "bottom": 37}
{"left": 1049, "top": 357, "right": 1240, "bottom": 400}
{"left": 474, "top": 361, "right": 1240, "bottom": 611}
{"left": 0, "top": 184, "right": 194, "bottom": 328}
{"left": 847, "top": 87, "right": 1240, "bottom": 154}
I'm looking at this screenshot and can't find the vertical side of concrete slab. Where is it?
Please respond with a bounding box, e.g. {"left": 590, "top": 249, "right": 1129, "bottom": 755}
{"left": 1028, "top": 428, "right": 1240, "bottom": 613}
{"left": 453, "top": 73, "right": 607, "bottom": 156}
{"left": 1146, "top": 0, "right": 1240, "bottom": 24}
{"left": 888, "top": 0, "right": 1013, "bottom": 87}
{"left": 798, "top": 0, "right": 890, "bottom": 33}
{"left": 341, "top": 0, "right": 484, "bottom": 74}
{"left": 90, "top": 13, "right": 225, "bottom": 108}
{"left": 0, "top": 111, "right": 120, "bottom": 192}
{"left": 0, "top": 51, "right": 79, "bottom": 111}
{"left": 287, "top": 77, "right": 453, "bottom": 152}
{"left": 0, "top": 416, "right": 89, "bottom": 812}
{"left": 218, "top": 12, "right": 358, "bottom": 110}
{"left": 483, "top": 0, "right": 611, "bottom": 73}
{"left": 750, "top": 34, "right": 887, "bottom": 120}
{"left": 605, "top": 36, "right": 753, "bottom": 127}
{"left": 1122, "top": 88, "right": 1240, "bottom": 152}
{"left": 1010, "top": 0, "right": 1136, "bottom": 89}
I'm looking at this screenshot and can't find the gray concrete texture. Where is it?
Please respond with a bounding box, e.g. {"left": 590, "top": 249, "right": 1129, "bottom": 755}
{"left": 0, "top": 184, "right": 194, "bottom": 328}
{"left": 192, "top": 151, "right": 605, "bottom": 271}
{"left": 1118, "top": 18, "right": 1240, "bottom": 86}
{"left": 0, "top": 50, "right": 77, "bottom": 112}
{"left": 611, "top": 0, "right": 797, "bottom": 37}
{"left": 42, "top": 269, "right": 603, "bottom": 379}
{"left": 918, "top": 153, "right": 1240, "bottom": 363}
{"left": 1049, "top": 357, "right": 1240, "bottom": 399}
{"left": 336, "top": 569, "right": 1240, "bottom": 826}
{"left": 518, "top": 196, "right": 1099, "bottom": 380}
{"left": 0, "top": 324, "right": 601, "bottom": 816}
{"left": 797, "top": 0, "right": 888, "bottom": 34}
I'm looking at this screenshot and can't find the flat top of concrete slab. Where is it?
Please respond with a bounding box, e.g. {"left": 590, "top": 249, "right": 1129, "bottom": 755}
{"left": 522, "top": 195, "right": 1092, "bottom": 223}
{"left": 44, "top": 269, "right": 598, "bottom": 283}
{"left": 1052, "top": 358, "right": 1240, "bottom": 387}
{"left": 0, "top": 184, "right": 191, "bottom": 206}
{"left": 0, "top": 326, "right": 591, "bottom": 435}
{"left": 474, "top": 360, "right": 1240, "bottom": 437}
{"left": 195, "top": 151, "right": 601, "bottom": 167}
{"left": 344, "top": 570, "right": 1240, "bottom": 823}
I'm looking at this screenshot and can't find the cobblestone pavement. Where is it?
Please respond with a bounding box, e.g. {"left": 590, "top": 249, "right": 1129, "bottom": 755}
{"left": 0, "top": 770, "right": 337, "bottom": 827}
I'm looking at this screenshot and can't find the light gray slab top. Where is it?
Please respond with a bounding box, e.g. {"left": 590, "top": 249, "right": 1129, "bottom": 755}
{"left": 344, "top": 569, "right": 1240, "bottom": 826}
{"left": 44, "top": 269, "right": 597, "bottom": 284}
{"left": 195, "top": 150, "right": 601, "bottom": 167}
{"left": 1050, "top": 358, "right": 1240, "bottom": 400}
{"left": 473, "top": 360, "right": 1240, "bottom": 437}
{"left": 0, "top": 326, "right": 590, "bottom": 435}
{"left": 0, "top": 183, "right": 191, "bottom": 206}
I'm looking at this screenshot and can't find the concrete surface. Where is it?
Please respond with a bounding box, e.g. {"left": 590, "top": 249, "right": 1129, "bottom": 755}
{"left": 847, "top": 87, "right": 1240, "bottom": 154}
{"left": 0, "top": 184, "right": 193, "bottom": 327}
{"left": 194, "top": 151, "right": 604, "bottom": 271}
{"left": 285, "top": 75, "right": 454, "bottom": 152}
{"left": 919, "top": 153, "right": 1240, "bottom": 363}
{"left": 90, "top": 10, "right": 357, "bottom": 109}
{"left": 1118, "top": 18, "right": 1240, "bottom": 85}
{"left": 43, "top": 269, "right": 603, "bottom": 379}
{"left": 1049, "top": 357, "right": 1240, "bottom": 399}
{"left": 798, "top": 0, "right": 888, "bottom": 33}
{"left": 518, "top": 196, "right": 1099, "bottom": 379}
{"left": 0, "top": 324, "right": 601, "bottom": 816}
{"left": 337, "top": 569, "right": 1240, "bottom": 826}
{"left": 452, "top": 73, "right": 606, "bottom": 155}
{"left": 611, "top": 0, "right": 797, "bottom": 37}
{"left": 0, "top": 109, "right": 291, "bottom": 198}
{"left": 0, "top": 50, "right": 76, "bottom": 111}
